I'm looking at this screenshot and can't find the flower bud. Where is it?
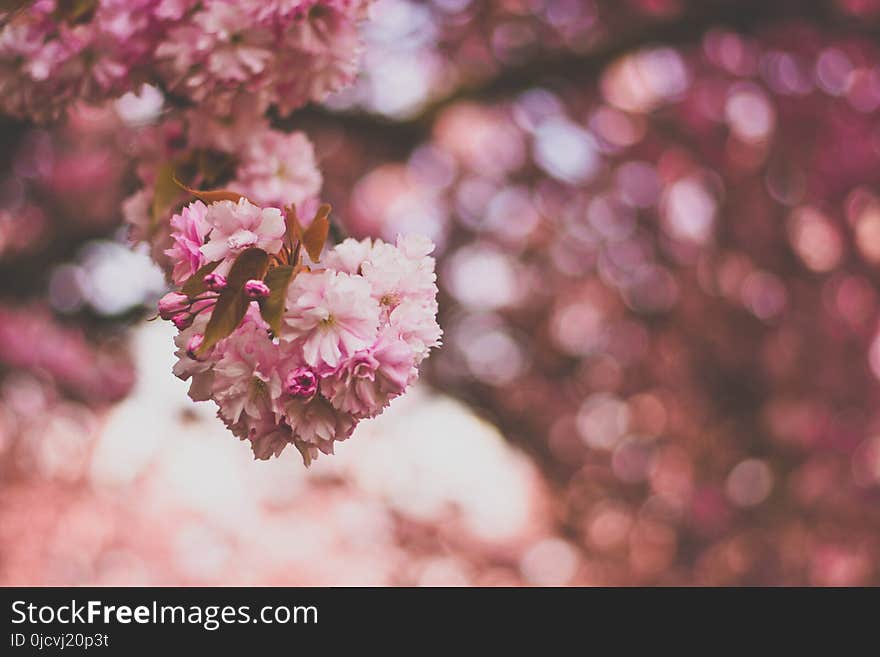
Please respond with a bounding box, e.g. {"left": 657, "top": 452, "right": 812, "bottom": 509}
{"left": 284, "top": 367, "right": 318, "bottom": 399}
{"left": 244, "top": 279, "right": 271, "bottom": 299}
{"left": 158, "top": 292, "right": 189, "bottom": 320}
{"left": 203, "top": 272, "right": 228, "bottom": 292}
{"left": 186, "top": 333, "right": 206, "bottom": 360}
{"left": 172, "top": 313, "right": 193, "bottom": 330}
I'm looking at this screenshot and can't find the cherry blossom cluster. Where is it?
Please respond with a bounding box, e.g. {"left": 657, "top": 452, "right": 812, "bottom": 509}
{"left": 157, "top": 197, "right": 441, "bottom": 465}
{"left": 0, "top": 0, "right": 370, "bottom": 120}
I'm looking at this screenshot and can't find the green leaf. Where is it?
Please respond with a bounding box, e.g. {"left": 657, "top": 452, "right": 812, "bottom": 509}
{"left": 173, "top": 174, "right": 247, "bottom": 205}
{"left": 225, "top": 247, "right": 270, "bottom": 289}
{"left": 198, "top": 290, "right": 251, "bottom": 357}
{"left": 302, "top": 204, "right": 331, "bottom": 263}
{"left": 198, "top": 248, "right": 270, "bottom": 355}
{"left": 180, "top": 260, "right": 221, "bottom": 297}
{"left": 151, "top": 164, "right": 182, "bottom": 232}
{"left": 259, "top": 265, "right": 296, "bottom": 335}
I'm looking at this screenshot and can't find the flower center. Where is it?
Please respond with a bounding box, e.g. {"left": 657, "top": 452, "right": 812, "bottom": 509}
{"left": 250, "top": 376, "right": 267, "bottom": 398}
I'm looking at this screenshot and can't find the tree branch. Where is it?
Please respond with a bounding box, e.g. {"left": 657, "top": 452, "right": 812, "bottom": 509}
{"left": 290, "top": 0, "right": 864, "bottom": 148}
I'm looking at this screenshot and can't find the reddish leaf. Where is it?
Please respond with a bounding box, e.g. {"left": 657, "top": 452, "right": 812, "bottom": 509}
{"left": 173, "top": 174, "right": 247, "bottom": 205}
{"left": 302, "top": 204, "right": 331, "bottom": 263}
{"left": 284, "top": 204, "right": 304, "bottom": 249}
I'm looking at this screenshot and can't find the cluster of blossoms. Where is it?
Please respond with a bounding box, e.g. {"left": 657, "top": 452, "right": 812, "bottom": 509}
{"left": 157, "top": 196, "right": 440, "bottom": 465}
{"left": 0, "top": 0, "right": 370, "bottom": 120}
{"left": 122, "top": 105, "right": 323, "bottom": 269}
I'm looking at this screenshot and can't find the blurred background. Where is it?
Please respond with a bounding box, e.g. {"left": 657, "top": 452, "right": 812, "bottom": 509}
{"left": 3, "top": 0, "right": 880, "bottom": 586}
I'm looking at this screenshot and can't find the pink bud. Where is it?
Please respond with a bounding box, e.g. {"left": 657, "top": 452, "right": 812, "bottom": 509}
{"left": 245, "top": 279, "right": 271, "bottom": 299}
{"left": 284, "top": 367, "right": 318, "bottom": 399}
{"left": 158, "top": 292, "right": 189, "bottom": 320}
{"left": 186, "top": 334, "right": 206, "bottom": 360}
{"left": 172, "top": 313, "right": 193, "bottom": 330}
{"left": 203, "top": 272, "right": 228, "bottom": 292}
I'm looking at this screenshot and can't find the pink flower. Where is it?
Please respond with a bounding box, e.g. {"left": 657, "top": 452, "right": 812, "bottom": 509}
{"left": 322, "top": 329, "right": 418, "bottom": 417}
{"left": 156, "top": 2, "right": 274, "bottom": 113}
{"left": 166, "top": 200, "right": 211, "bottom": 284}
{"left": 172, "top": 311, "right": 215, "bottom": 401}
{"left": 249, "top": 423, "right": 293, "bottom": 460}
{"left": 283, "top": 395, "right": 356, "bottom": 454}
{"left": 271, "top": 3, "right": 362, "bottom": 113}
{"left": 396, "top": 233, "right": 436, "bottom": 260}
{"left": 192, "top": 3, "right": 273, "bottom": 83}
{"left": 203, "top": 273, "right": 227, "bottom": 291}
{"left": 361, "top": 235, "right": 438, "bottom": 313}
{"left": 232, "top": 130, "right": 322, "bottom": 208}
{"left": 322, "top": 237, "right": 373, "bottom": 274}
{"left": 226, "top": 415, "right": 293, "bottom": 461}
{"left": 209, "top": 312, "right": 279, "bottom": 425}
{"left": 282, "top": 270, "right": 379, "bottom": 371}
{"left": 389, "top": 297, "right": 443, "bottom": 362}
{"left": 244, "top": 279, "right": 271, "bottom": 299}
{"left": 200, "top": 198, "right": 286, "bottom": 264}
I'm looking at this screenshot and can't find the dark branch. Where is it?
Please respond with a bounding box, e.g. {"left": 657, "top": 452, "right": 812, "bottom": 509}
{"left": 289, "top": 0, "right": 861, "bottom": 147}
